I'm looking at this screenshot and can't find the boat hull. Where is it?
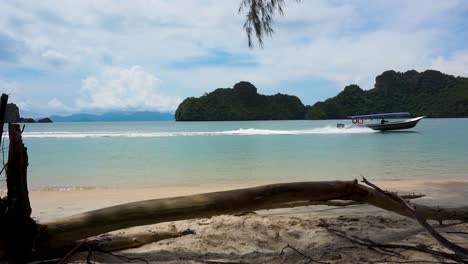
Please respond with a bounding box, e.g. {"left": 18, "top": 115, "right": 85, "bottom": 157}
{"left": 365, "top": 116, "right": 424, "bottom": 131}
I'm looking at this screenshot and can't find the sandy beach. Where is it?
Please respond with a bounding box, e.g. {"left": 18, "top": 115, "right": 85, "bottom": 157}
{"left": 28, "top": 178, "right": 468, "bottom": 263}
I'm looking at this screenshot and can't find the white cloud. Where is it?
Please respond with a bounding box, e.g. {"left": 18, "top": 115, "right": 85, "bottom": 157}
{"left": 430, "top": 50, "right": 468, "bottom": 77}
{"left": 0, "top": 79, "right": 18, "bottom": 95}
{"left": 41, "top": 49, "right": 69, "bottom": 66}
{"left": 47, "top": 97, "right": 72, "bottom": 111}
{"left": 77, "top": 65, "right": 181, "bottom": 112}
{"left": 48, "top": 97, "right": 64, "bottom": 108}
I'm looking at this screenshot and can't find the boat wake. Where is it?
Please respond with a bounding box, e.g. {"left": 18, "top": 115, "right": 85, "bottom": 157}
{"left": 21, "top": 126, "right": 376, "bottom": 138}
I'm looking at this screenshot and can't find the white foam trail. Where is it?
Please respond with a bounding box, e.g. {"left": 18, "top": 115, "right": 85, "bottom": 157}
{"left": 21, "top": 126, "right": 376, "bottom": 138}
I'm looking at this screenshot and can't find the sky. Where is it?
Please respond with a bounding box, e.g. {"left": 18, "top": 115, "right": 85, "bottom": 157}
{"left": 1, "top": 0, "right": 468, "bottom": 116}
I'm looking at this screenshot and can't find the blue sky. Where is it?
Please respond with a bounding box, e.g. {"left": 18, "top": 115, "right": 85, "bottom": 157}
{"left": 1, "top": 0, "right": 468, "bottom": 116}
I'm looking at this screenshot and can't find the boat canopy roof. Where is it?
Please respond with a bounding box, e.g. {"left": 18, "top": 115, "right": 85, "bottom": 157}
{"left": 348, "top": 112, "right": 410, "bottom": 119}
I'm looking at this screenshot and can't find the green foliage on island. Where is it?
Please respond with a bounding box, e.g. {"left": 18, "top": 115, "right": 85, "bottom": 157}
{"left": 176, "top": 70, "right": 468, "bottom": 121}
{"left": 175, "top": 81, "right": 305, "bottom": 121}
{"left": 306, "top": 70, "right": 468, "bottom": 119}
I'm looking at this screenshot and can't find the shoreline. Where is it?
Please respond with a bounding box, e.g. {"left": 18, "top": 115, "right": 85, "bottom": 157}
{"left": 28, "top": 175, "right": 468, "bottom": 191}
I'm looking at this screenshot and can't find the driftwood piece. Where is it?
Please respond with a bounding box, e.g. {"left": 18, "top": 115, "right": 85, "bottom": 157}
{"left": 257, "top": 193, "right": 426, "bottom": 211}
{"left": 42, "top": 229, "right": 195, "bottom": 262}
{"left": 38, "top": 180, "right": 468, "bottom": 251}
{"left": 323, "top": 222, "right": 466, "bottom": 263}
{"left": 88, "top": 229, "right": 195, "bottom": 252}
{"left": 38, "top": 181, "right": 362, "bottom": 249}
{"left": 362, "top": 177, "right": 468, "bottom": 258}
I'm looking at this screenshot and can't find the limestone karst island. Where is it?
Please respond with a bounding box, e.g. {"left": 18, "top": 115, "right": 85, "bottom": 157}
{"left": 176, "top": 70, "right": 468, "bottom": 121}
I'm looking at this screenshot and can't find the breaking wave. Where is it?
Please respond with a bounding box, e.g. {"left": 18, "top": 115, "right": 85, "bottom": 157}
{"left": 20, "top": 126, "right": 376, "bottom": 138}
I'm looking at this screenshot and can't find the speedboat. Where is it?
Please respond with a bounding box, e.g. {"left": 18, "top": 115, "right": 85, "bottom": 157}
{"left": 337, "top": 112, "right": 424, "bottom": 131}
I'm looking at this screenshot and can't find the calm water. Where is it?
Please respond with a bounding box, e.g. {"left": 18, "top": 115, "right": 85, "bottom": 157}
{"left": 5, "top": 119, "right": 468, "bottom": 188}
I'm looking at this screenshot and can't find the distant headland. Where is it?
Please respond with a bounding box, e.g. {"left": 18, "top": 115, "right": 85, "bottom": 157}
{"left": 5, "top": 107, "right": 173, "bottom": 123}
{"left": 50, "top": 111, "right": 174, "bottom": 122}
{"left": 175, "top": 81, "right": 305, "bottom": 121}
{"left": 175, "top": 70, "right": 468, "bottom": 121}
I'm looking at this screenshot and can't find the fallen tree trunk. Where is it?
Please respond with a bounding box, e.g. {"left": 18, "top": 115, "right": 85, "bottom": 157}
{"left": 251, "top": 193, "right": 426, "bottom": 211}
{"left": 38, "top": 180, "right": 468, "bottom": 251}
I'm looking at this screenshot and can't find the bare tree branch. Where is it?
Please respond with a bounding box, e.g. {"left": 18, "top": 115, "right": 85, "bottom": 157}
{"left": 362, "top": 177, "right": 468, "bottom": 259}
{"left": 323, "top": 222, "right": 466, "bottom": 263}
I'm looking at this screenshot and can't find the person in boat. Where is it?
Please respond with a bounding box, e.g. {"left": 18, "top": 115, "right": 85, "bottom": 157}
{"left": 380, "top": 119, "right": 387, "bottom": 125}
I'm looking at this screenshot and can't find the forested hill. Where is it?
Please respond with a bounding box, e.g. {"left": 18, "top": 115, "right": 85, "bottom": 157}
{"left": 175, "top": 81, "right": 305, "bottom": 121}
{"left": 175, "top": 70, "right": 468, "bottom": 121}
{"left": 306, "top": 70, "right": 468, "bottom": 119}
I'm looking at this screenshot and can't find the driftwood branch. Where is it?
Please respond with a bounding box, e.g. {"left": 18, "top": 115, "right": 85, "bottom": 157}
{"left": 40, "top": 229, "right": 195, "bottom": 262}
{"left": 279, "top": 244, "right": 327, "bottom": 264}
{"left": 323, "top": 222, "right": 466, "bottom": 263}
{"left": 37, "top": 180, "right": 468, "bottom": 252}
{"left": 362, "top": 177, "right": 468, "bottom": 259}
{"left": 261, "top": 193, "right": 426, "bottom": 211}
{"left": 87, "top": 229, "right": 195, "bottom": 252}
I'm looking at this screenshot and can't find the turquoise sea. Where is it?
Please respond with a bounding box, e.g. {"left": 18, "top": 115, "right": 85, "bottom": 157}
{"left": 9, "top": 119, "right": 468, "bottom": 188}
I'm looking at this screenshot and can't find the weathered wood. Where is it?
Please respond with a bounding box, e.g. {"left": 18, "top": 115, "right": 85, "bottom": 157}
{"left": 0, "top": 93, "right": 8, "bottom": 147}
{"left": 7, "top": 124, "right": 32, "bottom": 218}
{"left": 0, "top": 93, "right": 8, "bottom": 244}
{"left": 256, "top": 193, "right": 426, "bottom": 210}
{"left": 30, "top": 229, "right": 195, "bottom": 261}
{"left": 5, "top": 123, "right": 36, "bottom": 262}
{"left": 38, "top": 180, "right": 468, "bottom": 251}
{"left": 89, "top": 229, "right": 195, "bottom": 252}
{"left": 38, "top": 181, "right": 355, "bottom": 249}
{"left": 362, "top": 177, "right": 468, "bottom": 258}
